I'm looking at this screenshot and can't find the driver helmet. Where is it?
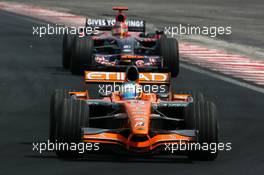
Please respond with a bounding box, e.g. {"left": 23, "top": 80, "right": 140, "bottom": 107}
{"left": 112, "top": 21, "right": 128, "bottom": 37}
{"left": 120, "top": 82, "right": 140, "bottom": 99}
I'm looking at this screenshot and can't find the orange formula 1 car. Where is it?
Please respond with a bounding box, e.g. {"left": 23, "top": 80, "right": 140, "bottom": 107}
{"left": 49, "top": 66, "right": 218, "bottom": 160}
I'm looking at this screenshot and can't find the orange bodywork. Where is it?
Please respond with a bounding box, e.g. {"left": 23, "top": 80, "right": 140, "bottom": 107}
{"left": 70, "top": 89, "right": 195, "bottom": 153}
{"left": 68, "top": 69, "right": 196, "bottom": 153}
{"left": 124, "top": 100, "right": 151, "bottom": 135}
{"left": 83, "top": 133, "right": 195, "bottom": 150}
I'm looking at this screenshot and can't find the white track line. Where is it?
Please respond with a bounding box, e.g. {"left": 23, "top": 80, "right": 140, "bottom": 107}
{"left": 0, "top": 1, "right": 264, "bottom": 89}
{"left": 181, "top": 63, "right": 264, "bottom": 94}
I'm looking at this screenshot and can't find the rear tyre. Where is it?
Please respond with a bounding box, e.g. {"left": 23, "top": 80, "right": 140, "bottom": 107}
{"left": 62, "top": 33, "right": 76, "bottom": 69}
{"left": 70, "top": 37, "right": 94, "bottom": 74}
{"left": 185, "top": 100, "right": 218, "bottom": 161}
{"left": 56, "top": 99, "right": 89, "bottom": 158}
{"left": 159, "top": 37, "right": 179, "bottom": 77}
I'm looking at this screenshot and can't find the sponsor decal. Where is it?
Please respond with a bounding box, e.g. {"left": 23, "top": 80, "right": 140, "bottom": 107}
{"left": 135, "top": 121, "right": 145, "bottom": 127}
{"left": 121, "top": 55, "right": 144, "bottom": 59}
{"left": 132, "top": 111, "right": 146, "bottom": 115}
{"left": 135, "top": 117, "right": 145, "bottom": 121}
{"left": 85, "top": 71, "right": 169, "bottom": 83}
{"left": 86, "top": 19, "right": 144, "bottom": 27}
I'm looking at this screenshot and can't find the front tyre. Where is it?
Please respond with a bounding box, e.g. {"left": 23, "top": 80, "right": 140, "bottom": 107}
{"left": 49, "top": 89, "right": 83, "bottom": 142}
{"left": 185, "top": 100, "right": 219, "bottom": 161}
{"left": 49, "top": 89, "right": 72, "bottom": 142}
{"left": 55, "top": 99, "right": 89, "bottom": 158}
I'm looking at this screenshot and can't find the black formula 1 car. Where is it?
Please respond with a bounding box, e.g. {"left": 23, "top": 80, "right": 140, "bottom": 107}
{"left": 62, "top": 6, "right": 179, "bottom": 77}
{"left": 50, "top": 66, "right": 219, "bottom": 160}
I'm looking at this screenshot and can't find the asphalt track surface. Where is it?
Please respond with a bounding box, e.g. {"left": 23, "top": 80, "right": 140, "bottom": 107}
{"left": 0, "top": 8, "right": 264, "bottom": 175}
{"left": 7, "top": 0, "right": 264, "bottom": 48}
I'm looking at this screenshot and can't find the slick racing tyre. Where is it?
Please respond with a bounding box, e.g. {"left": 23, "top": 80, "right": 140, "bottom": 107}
{"left": 49, "top": 89, "right": 83, "bottom": 142}
{"left": 62, "top": 33, "right": 76, "bottom": 69}
{"left": 55, "top": 99, "right": 89, "bottom": 158}
{"left": 70, "top": 36, "right": 94, "bottom": 74}
{"left": 185, "top": 99, "right": 219, "bottom": 161}
{"left": 158, "top": 37, "right": 179, "bottom": 77}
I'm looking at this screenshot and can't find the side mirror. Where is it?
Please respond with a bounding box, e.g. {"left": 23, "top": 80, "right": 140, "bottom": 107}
{"left": 156, "top": 30, "right": 164, "bottom": 35}
{"left": 157, "top": 93, "right": 169, "bottom": 98}
{"left": 99, "top": 91, "right": 112, "bottom": 97}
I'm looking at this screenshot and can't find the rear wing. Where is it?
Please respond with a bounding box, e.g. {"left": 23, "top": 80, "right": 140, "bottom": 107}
{"left": 86, "top": 18, "right": 145, "bottom": 32}
{"left": 85, "top": 71, "right": 170, "bottom": 84}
